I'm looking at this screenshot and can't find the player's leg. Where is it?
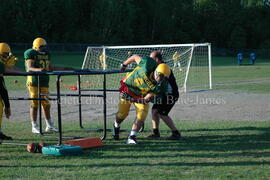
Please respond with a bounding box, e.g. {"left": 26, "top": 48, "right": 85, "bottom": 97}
{"left": 146, "top": 106, "right": 161, "bottom": 138}
{"left": 28, "top": 86, "right": 40, "bottom": 134}
{"left": 113, "top": 98, "right": 131, "bottom": 140}
{"left": 41, "top": 87, "right": 58, "bottom": 132}
{"left": 160, "top": 114, "right": 181, "bottom": 140}
{"left": 159, "top": 96, "right": 181, "bottom": 140}
{"left": 0, "top": 100, "right": 12, "bottom": 140}
{"left": 127, "top": 103, "right": 149, "bottom": 144}
{"left": 178, "top": 62, "right": 182, "bottom": 71}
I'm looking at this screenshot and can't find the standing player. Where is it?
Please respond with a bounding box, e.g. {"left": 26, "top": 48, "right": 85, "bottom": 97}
{"left": 0, "top": 43, "right": 19, "bottom": 140}
{"left": 173, "top": 51, "right": 182, "bottom": 71}
{"left": 99, "top": 54, "right": 107, "bottom": 69}
{"left": 25, "top": 37, "right": 72, "bottom": 134}
{"left": 147, "top": 56, "right": 181, "bottom": 140}
{"left": 113, "top": 51, "right": 171, "bottom": 144}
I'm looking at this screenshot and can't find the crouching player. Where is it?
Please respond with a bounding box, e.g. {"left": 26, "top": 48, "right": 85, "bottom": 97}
{"left": 147, "top": 55, "right": 181, "bottom": 140}
{"left": 113, "top": 51, "right": 170, "bottom": 144}
{"left": 0, "top": 43, "right": 19, "bottom": 140}
{"left": 148, "top": 72, "right": 181, "bottom": 140}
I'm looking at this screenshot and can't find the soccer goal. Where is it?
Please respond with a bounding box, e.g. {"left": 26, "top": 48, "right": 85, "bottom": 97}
{"left": 81, "top": 43, "right": 212, "bottom": 92}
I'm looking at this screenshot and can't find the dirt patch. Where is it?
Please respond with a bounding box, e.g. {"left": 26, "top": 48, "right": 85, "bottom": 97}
{"left": 7, "top": 90, "right": 270, "bottom": 125}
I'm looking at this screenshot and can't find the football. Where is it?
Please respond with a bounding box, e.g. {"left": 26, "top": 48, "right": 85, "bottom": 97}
{"left": 26, "top": 143, "right": 39, "bottom": 153}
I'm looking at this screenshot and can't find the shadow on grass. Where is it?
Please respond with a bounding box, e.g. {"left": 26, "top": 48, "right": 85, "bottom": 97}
{"left": 1, "top": 126, "right": 269, "bottom": 168}
{"left": 1, "top": 161, "right": 270, "bottom": 168}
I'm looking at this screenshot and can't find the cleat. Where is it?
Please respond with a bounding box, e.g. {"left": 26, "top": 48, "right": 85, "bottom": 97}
{"left": 32, "top": 126, "right": 41, "bottom": 134}
{"left": 0, "top": 133, "right": 13, "bottom": 140}
{"left": 112, "top": 126, "right": 120, "bottom": 140}
{"left": 146, "top": 132, "right": 160, "bottom": 138}
{"left": 167, "top": 133, "right": 181, "bottom": 140}
{"left": 126, "top": 135, "right": 137, "bottom": 144}
{"left": 45, "top": 126, "right": 58, "bottom": 133}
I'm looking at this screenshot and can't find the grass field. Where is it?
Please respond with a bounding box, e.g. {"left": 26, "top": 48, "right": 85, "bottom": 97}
{"left": 1, "top": 121, "right": 270, "bottom": 179}
{"left": 1, "top": 53, "right": 270, "bottom": 179}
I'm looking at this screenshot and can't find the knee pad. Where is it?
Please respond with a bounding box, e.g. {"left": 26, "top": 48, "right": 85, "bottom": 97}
{"left": 41, "top": 99, "right": 51, "bottom": 109}
{"left": 30, "top": 100, "right": 39, "bottom": 109}
{"left": 116, "top": 111, "right": 129, "bottom": 120}
{"left": 136, "top": 108, "right": 148, "bottom": 121}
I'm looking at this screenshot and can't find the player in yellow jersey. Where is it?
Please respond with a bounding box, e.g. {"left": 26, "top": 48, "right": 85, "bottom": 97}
{"left": 25, "top": 37, "right": 73, "bottom": 134}
{"left": 172, "top": 51, "right": 182, "bottom": 71}
{"left": 113, "top": 51, "right": 171, "bottom": 144}
{"left": 0, "top": 43, "right": 20, "bottom": 140}
{"left": 99, "top": 54, "right": 107, "bottom": 69}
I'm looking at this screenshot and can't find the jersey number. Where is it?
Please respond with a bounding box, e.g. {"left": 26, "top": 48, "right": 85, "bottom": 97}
{"left": 40, "top": 60, "right": 50, "bottom": 71}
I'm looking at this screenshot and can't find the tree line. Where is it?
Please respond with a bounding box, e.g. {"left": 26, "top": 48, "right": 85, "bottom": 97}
{"left": 0, "top": 0, "right": 269, "bottom": 49}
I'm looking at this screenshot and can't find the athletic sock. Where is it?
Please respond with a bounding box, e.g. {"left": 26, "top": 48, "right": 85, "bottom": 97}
{"left": 114, "top": 121, "right": 120, "bottom": 128}
{"left": 130, "top": 130, "right": 138, "bottom": 136}
{"left": 31, "top": 121, "right": 38, "bottom": 127}
{"left": 45, "top": 119, "right": 53, "bottom": 127}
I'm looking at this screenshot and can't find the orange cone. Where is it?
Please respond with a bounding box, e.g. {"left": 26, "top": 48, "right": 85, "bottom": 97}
{"left": 64, "top": 137, "right": 104, "bottom": 149}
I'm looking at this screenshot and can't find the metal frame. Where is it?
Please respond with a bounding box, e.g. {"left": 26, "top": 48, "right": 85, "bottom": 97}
{"left": 2, "top": 70, "right": 129, "bottom": 145}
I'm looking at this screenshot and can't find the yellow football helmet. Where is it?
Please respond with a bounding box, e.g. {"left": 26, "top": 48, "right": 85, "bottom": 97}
{"left": 0, "top": 43, "right": 18, "bottom": 67}
{"left": 154, "top": 63, "right": 171, "bottom": 82}
{"left": 0, "top": 43, "right": 11, "bottom": 54}
{"left": 33, "top": 37, "right": 47, "bottom": 51}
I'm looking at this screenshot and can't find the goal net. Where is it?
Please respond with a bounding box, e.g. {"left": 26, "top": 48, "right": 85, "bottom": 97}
{"left": 81, "top": 43, "right": 212, "bottom": 92}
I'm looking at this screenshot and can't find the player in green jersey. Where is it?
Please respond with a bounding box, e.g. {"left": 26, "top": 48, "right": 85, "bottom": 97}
{"left": 25, "top": 37, "right": 72, "bottom": 134}
{"left": 113, "top": 51, "right": 171, "bottom": 144}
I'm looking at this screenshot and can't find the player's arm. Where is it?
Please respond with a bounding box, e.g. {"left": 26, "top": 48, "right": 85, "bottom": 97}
{"left": 120, "top": 55, "right": 141, "bottom": 72}
{"left": 125, "top": 54, "right": 142, "bottom": 65}
{"left": 135, "top": 93, "right": 155, "bottom": 104}
{"left": 142, "top": 93, "right": 155, "bottom": 103}
{"left": 26, "top": 60, "right": 45, "bottom": 72}
{"left": 0, "top": 77, "right": 11, "bottom": 118}
{"left": 168, "top": 71, "right": 179, "bottom": 99}
{"left": 120, "top": 92, "right": 155, "bottom": 104}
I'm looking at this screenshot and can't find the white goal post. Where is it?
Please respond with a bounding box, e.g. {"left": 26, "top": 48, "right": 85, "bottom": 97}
{"left": 81, "top": 43, "right": 212, "bottom": 92}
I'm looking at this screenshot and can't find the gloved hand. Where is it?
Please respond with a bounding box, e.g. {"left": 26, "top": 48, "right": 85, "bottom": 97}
{"left": 120, "top": 63, "right": 127, "bottom": 72}
{"left": 120, "top": 92, "right": 133, "bottom": 100}
{"left": 5, "top": 55, "right": 18, "bottom": 67}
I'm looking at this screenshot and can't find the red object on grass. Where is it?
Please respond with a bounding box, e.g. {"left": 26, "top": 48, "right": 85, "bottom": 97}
{"left": 70, "top": 86, "right": 78, "bottom": 91}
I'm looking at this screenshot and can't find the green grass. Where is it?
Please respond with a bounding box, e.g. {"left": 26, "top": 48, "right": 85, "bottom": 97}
{"left": 212, "top": 63, "right": 270, "bottom": 93}
{"left": 1, "top": 53, "right": 270, "bottom": 179}
{"left": 1, "top": 121, "right": 270, "bottom": 179}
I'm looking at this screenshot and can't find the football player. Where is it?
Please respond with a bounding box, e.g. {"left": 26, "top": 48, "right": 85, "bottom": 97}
{"left": 113, "top": 51, "right": 170, "bottom": 144}
{"left": 173, "top": 51, "right": 182, "bottom": 71}
{"left": 147, "top": 54, "right": 181, "bottom": 140}
{"left": 0, "top": 43, "right": 19, "bottom": 140}
{"left": 99, "top": 54, "right": 107, "bottom": 69}
{"left": 25, "top": 37, "right": 72, "bottom": 134}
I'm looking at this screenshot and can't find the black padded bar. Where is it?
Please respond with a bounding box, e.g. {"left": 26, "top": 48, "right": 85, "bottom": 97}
{"left": 40, "top": 93, "right": 103, "bottom": 97}
{"left": 80, "top": 89, "right": 119, "bottom": 92}
{"left": 4, "top": 69, "right": 132, "bottom": 76}
{"left": 9, "top": 97, "right": 57, "bottom": 101}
